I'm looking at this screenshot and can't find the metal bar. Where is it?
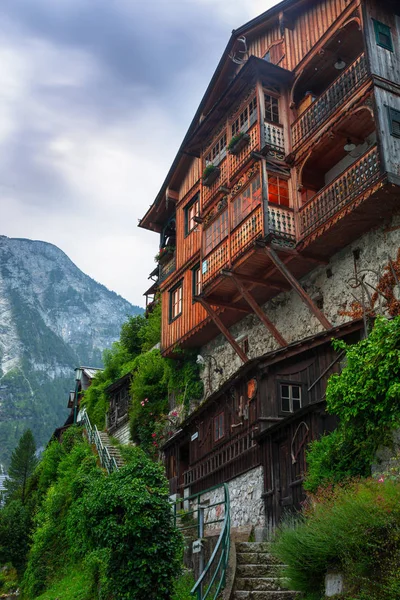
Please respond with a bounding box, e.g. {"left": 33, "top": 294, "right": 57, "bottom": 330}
{"left": 264, "top": 246, "right": 332, "bottom": 330}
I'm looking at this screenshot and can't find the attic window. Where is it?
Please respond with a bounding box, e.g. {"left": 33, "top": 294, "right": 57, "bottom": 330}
{"left": 280, "top": 383, "right": 302, "bottom": 413}
{"left": 263, "top": 50, "right": 271, "bottom": 62}
{"left": 387, "top": 106, "right": 400, "bottom": 138}
{"left": 373, "top": 19, "right": 393, "bottom": 51}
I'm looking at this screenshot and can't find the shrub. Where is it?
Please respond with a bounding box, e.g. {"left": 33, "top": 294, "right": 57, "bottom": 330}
{"left": 273, "top": 477, "right": 400, "bottom": 600}
{"left": 203, "top": 164, "right": 218, "bottom": 179}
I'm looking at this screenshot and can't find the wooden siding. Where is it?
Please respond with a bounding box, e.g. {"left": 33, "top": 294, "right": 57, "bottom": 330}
{"left": 178, "top": 157, "right": 201, "bottom": 201}
{"left": 161, "top": 268, "right": 207, "bottom": 353}
{"left": 373, "top": 87, "right": 400, "bottom": 178}
{"left": 176, "top": 185, "right": 201, "bottom": 271}
{"left": 363, "top": 1, "right": 400, "bottom": 83}
{"left": 246, "top": 26, "right": 283, "bottom": 65}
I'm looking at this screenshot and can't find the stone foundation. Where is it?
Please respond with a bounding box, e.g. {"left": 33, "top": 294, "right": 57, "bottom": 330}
{"left": 198, "top": 215, "right": 400, "bottom": 396}
{"left": 111, "top": 420, "right": 130, "bottom": 445}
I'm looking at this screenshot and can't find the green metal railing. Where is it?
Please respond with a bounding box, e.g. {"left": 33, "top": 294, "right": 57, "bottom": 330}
{"left": 173, "top": 483, "right": 230, "bottom": 600}
{"left": 81, "top": 409, "right": 119, "bottom": 474}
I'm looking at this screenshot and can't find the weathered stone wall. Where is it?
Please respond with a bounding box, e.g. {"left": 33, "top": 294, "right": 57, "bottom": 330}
{"left": 198, "top": 215, "right": 400, "bottom": 397}
{"left": 112, "top": 420, "right": 130, "bottom": 445}
{"left": 190, "top": 466, "right": 265, "bottom": 535}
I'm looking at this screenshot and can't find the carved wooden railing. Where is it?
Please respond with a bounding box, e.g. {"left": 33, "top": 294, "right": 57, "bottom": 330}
{"left": 202, "top": 239, "right": 229, "bottom": 287}
{"left": 292, "top": 53, "right": 368, "bottom": 149}
{"left": 231, "top": 206, "right": 263, "bottom": 261}
{"left": 184, "top": 430, "right": 257, "bottom": 487}
{"left": 300, "top": 146, "right": 380, "bottom": 237}
{"left": 202, "top": 158, "right": 229, "bottom": 210}
{"left": 264, "top": 122, "right": 285, "bottom": 153}
{"left": 268, "top": 205, "right": 296, "bottom": 241}
{"left": 228, "top": 123, "right": 259, "bottom": 180}
{"left": 159, "top": 254, "right": 176, "bottom": 284}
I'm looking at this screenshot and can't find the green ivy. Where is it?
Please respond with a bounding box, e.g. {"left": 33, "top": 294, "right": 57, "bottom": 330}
{"left": 305, "top": 316, "right": 400, "bottom": 492}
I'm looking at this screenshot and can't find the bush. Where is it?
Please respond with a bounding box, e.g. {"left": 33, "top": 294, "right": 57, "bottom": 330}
{"left": 0, "top": 500, "right": 32, "bottom": 574}
{"left": 273, "top": 478, "right": 400, "bottom": 600}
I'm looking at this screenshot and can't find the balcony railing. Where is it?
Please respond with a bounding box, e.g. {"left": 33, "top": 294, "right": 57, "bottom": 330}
{"left": 202, "top": 239, "right": 229, "bottom": 287}
{"left": 264, "top": 122, "right": 285, "bottom": 153}
{"left": 300, "top": 146, "right": 380, "bottom": 237}
{"left": 292, "top": 53, "right": 368, "bottom": 149}
{"left": 268, "top": 205, "right": 296, "bottom": 241}
{"left": 159, "top": 254, "right": 176, "bottom": 284}
{"left": 228, "top": 123, "right": 259, "bottom": 179}
{"left": 231, "top": 206, "right": 263, "bottom": 261}
{"left": 202, "top": 158, "right": 229, "bottom": 210}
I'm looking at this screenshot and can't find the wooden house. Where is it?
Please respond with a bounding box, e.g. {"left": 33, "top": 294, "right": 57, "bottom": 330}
{"left": 105, "top": 374, "right": 131, "bottom": 444}
{"left": 140, "top": 0, "right": 400, "bottom": 533}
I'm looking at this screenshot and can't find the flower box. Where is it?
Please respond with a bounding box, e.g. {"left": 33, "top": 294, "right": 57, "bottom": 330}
{"left": 229, "top": 133, "right": 250, "bottom": 155}
{"left": 202, "top": 166, "right": 220, "bottom": 187}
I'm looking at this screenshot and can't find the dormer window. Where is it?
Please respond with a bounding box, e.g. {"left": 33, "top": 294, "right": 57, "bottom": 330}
{"left": 205, "top": 133, "right": 227, "bottom": 167}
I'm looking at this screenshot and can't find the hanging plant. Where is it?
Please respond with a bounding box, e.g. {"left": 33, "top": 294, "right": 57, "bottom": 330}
{"left": 228, "top": 132, "right": 250, "bottom": 155}
{"left": 154, "top": 245, "right": 175, "bottom": 263}
{"left": 202, "top": 164, "right": 220, "bottom": 186}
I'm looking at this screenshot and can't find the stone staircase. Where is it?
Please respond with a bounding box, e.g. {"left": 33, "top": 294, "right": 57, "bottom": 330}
{"left": 97, "top": 431, "right": 125, "bottom": 469}
{"left": 233, "top": 542, "right": 299, "bottom": 599}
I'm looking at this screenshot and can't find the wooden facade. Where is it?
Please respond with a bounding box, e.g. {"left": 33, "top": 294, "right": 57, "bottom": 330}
{"left": 105, "top": 374, "right": 131, "bottom": 436}
{"left": 163, "top": 321, "right": 362, "bottom": 524}
{"left": 140, "top": 0, "right": 400, "bottom": 359}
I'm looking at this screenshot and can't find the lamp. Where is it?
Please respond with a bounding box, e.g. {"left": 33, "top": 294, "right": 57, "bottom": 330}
{"left": 75, "top": 367, "right": 83, "bottom": 381}
{"left": 196, "top": 354, "right": 223, "bottom": 375}
{"left": 334, "top": 58, "right": 346, "bottom": 70}
{"left": 344, "top": 138, "right": 356, "bottom": 153}
{"left": 193, "top": 216, "right": 204, "bottom": 225}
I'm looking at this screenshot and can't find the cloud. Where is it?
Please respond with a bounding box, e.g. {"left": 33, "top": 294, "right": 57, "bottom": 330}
{"left": 0, "top": 0, "right": 277, "bottom": 306}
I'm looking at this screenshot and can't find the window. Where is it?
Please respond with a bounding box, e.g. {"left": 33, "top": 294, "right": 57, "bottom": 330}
{"left": 169, "top": 282, "right": 183, "bottom": 321}
{"left": 373, "top": 19, "right": 393, "bottom": 51}
{"left": 204, "top": 210, "right": 228, "bottom": 254}
{"left": 192, "top": 264, "right": 201, "bottom": 298}
{"left": 387, "top": 106, "right": 400, "bottom": 138}
{"left": 268, "top": 174, "right": 289, "bottom": 207}
{"left": 205, "top": 133, "right": 227, "bottom": 167}
{"left": 214, "top": 412, "right": 225, "bottom": 441}
{"left": 264, "top": 93, "right": 279, "bottom": 124}
{"left": 280, "top": 384, "right": 302, "bottom": 413}
{"left": 231, "top": 97, "right": 257, "bottom": 137}
{"left": 185, "top": 193, "right": 200, "bottom": 235}
{"left": 231, "top": 175, "right": 262, "bottom": 228}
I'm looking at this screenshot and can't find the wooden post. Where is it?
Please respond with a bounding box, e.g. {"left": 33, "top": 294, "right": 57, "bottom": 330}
{"left": 196, "top": 297, "right": 248, "bottom": 363}
{"left": 227, "top": 273, "right": 288, "bottom": 347}
{"left": 264, "top": 247, "right": 332, "bottom": 330}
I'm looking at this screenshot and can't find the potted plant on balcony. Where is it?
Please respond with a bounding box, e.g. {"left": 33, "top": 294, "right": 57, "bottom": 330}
{"left": 155, "top": 245, "right": 175, "bottom": 264}
{"left": 228, "top": 131, "right": 250, "bottom": 155}
{"left": 202, "top": 164, "right": 220, "bottom": 187}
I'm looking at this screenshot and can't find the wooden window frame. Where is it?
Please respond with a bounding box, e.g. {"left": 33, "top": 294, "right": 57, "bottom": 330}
{"left": 204, "top": 209, "right": 229, "bottom": 255}
{"left": 279, "top": 382, "right": 303, "bottom": 414}
{"left": 373, "top": 19, "right": 393, "bottom": 52}
{"left": 192, "top": 263, "right": 201, "bottom": 300}
{"left": 214, "top": 412, "right": 225, "bottom": 442}
{"left": 205, "top": 132, "right": 227, "bottom": 167}
{"left": 264, "top": 93, "right": 280, "bottom": 124}
{"left": 387, "top": 106, "right": 400, "bottom": 139}
{"left": 184, "top": 193, "right": 200, "bottom": 236}
{"left": 267, "top": 173, "right": 290, "bottom": 207}
{"left": 169, "top": 280, "right": 183, "bottom": 323}
{"left": 231, "top": 97, "right": 258, "bottom": 137}
{"left": 231, "top": 174, "right": 262, "bottom": 229}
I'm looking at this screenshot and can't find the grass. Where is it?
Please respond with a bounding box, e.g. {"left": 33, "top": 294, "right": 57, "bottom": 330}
{"left": 33, "top": 565, "right": 94, "bottom": 600}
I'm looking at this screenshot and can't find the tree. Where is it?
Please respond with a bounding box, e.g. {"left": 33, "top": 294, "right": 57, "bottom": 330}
{"left": 5, "top": 429, "right": 38, "bottom": 504}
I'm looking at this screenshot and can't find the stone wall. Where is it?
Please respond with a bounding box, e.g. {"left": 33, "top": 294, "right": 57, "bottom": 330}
{"left": 198, "top": 215, "right": 400, "bottom": 397}
{"left": 190, "top": 466, "right": 265, "bottom": 537}
{"left": 112, "top": 420, "right": 130, "bottom": 445}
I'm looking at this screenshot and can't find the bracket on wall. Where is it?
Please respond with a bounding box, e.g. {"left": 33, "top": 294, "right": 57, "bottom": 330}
{"left": 195, "top": 296, "right": 249, "bottom": 363}
{"left": 263, "top": 247, "right": 333, "bottom": 330}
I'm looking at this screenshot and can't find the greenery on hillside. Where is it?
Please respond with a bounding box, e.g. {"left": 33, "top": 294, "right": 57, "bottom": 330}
{"left": 273, "top": 316, "right": 400, "bottom": 599}
{"left": 0, "top": 427, "right": 183, "bottom": 600}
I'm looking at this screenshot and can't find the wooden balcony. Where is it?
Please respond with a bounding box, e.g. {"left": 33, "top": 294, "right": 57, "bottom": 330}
{"left": 291, "top": 53, "right": 368, "bottom": 150}
{"left": 159, "top": 253, "right": 176, "bottom": 284}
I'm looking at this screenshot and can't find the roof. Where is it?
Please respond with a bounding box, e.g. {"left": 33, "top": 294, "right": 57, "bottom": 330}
{"left": 104, "top": 372, "right": 132, "bottom": 395}
{"left": 78, "top": 367, "right": 103, "bottom": 380}
{"left": 139, "top": 0, "right": 303, "bottom": 232}
{"left": 162, "top": 318, "right": 362, "bottom": 449}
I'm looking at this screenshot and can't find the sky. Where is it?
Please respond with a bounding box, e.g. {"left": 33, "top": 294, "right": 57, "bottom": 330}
{"left": 0, "top": 0, "right": 277, "bottom": 307}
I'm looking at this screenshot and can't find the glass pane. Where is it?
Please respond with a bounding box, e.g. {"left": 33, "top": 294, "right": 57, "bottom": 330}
{"left": 293, "top": 399, "right": 301, "bottom": 411}
{"left": 281, "top": 385, "right": 289, "bottom": 397}
{"left": 292, "top": 386, "right": 300, "bottom": 399}
{"left": 281, "top": 397, "right": 290, "bottom": 412}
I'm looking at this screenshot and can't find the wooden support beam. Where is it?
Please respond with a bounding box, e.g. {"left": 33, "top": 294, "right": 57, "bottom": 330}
{"left": 207, "top": 299, "right": 251, "bottom": 313}
{"left": 264, "top": 247, "right": 333, "bottom": 330}
{"left": 230, "top": 255, "right": 296, "bottom": 305}
{"left": 221, "top": 270, "right": 290, "bottom": 291}
{"left": 227, "top": 273, "right": 288, "bottom": 347}
{"left": 196, "top": 297, "right": 249, "bottom": 363}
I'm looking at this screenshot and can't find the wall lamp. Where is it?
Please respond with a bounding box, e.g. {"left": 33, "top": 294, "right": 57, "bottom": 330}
{"left": 193, "top": 216, "right": 204, "bottom": 225}
{"left": 196, "top": 354, "right": 223, "bottom": 375}
{"left": 334, "top": 57, "right": 346, "bottom": 70}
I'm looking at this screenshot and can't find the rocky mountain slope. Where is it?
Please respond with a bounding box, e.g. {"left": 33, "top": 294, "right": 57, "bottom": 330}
{"left": 0, "top": 235, "right": 142, "bottom": 466}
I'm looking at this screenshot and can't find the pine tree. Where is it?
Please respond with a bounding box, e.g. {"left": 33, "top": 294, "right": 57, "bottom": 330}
{"left": 5, "top": 429, "right": 38, "bottom": 504}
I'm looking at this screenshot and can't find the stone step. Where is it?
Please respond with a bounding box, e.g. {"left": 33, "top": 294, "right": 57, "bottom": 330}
{"left": 236, "top": 565, "right": 285, "bottom": 579}
{"left": 235, "top": 578, "right": 288, "bottom": 592}
{"left": 233, "top": 592, "right": 298, "bottom": 599}
{"left": 237, "top": 552, "right": 281, "bottom": 565}
{"left": 236, "top": 542, "right": 272, "bottom": 553}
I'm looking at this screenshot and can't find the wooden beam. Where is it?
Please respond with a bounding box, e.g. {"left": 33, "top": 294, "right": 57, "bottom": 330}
{"left": 230, "top": 255, "right": 296, "bottom": 305}
{"left": 221, "top": 270, "right": 290, "bottom": 291}
{"left": 207, "top": 299, "right": 251, "bottom": 313}
{"left": 196, "top": 297, "right": 249, "bottom": 363}
{"left": 264, "top": 247, "right": 333, "bottom": 330}
{"left": 228, "top": 274, "right": 288, "bottom": 347}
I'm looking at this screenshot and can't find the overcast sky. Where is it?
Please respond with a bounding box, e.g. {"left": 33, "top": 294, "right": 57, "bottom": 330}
{"left": 0, "top": 0, "right": 277, "bottom": 307}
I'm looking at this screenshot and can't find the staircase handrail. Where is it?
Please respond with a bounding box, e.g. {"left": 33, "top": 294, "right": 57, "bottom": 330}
{"left": 80, "top": 408, "right": 119, "bottom": 474}
{"left": 173, "top": 483, "right": 230, "bottom": 600}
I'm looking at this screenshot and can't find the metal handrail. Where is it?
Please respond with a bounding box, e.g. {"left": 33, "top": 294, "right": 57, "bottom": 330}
{"left": 81, "top": 409, "right": 119, "bottom": 474}
{"left": 173, "top": 483, "right": 230, "bottom": 600}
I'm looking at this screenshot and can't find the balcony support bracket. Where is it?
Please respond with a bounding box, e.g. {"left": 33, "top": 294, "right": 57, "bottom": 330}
{"left": 225, "top": 272, "right": 288, "bottom": 347}
{"left": 264, "top": 247, "right": 333, "bottom": 330}
{"left": 196, "top": 297, "right": 249, "bottom": 363}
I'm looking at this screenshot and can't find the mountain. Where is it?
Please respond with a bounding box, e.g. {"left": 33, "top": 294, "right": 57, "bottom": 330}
{"left": 0, "top": 235, "right": 142, "bottom": 467}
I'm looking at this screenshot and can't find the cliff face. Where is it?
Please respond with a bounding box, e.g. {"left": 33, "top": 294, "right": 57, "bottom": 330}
{"left": 0, "top": 235, "right": 142, "bottom": 466}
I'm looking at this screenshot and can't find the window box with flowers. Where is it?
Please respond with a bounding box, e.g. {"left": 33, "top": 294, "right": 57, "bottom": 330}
{"left": 202, "top": 164, "right": 221, "bottom": 187}
{"left": 228, "top": 132, "right": 250, "bottom": 155}
{"left": 155, "top": 245, "right": 175, "bottom": 264}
